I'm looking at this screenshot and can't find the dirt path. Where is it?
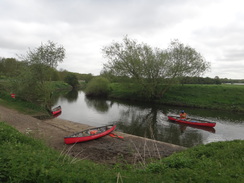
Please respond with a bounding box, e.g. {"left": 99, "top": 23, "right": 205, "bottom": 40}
{"left": 0, "top": 105, "right": 186, "bottom": 164}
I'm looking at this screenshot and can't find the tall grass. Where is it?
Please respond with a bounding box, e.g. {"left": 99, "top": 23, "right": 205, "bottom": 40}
{"left": 1, "top": 121, "right": 243, "bottom": 183}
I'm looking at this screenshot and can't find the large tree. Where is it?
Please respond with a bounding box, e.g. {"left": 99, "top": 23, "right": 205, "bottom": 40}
{"left": 22, "top": 40, "right": 65, "bottom": 83}
{"left": 25, "top": 40, "right": 65, "bottom": 68}
{"left": 102, "top": 36, "right": 210, "bottom": 98}
{"left": 102, "top": 36, "right": 168, "bottom": 98}
{"left": 14, "top": 41, "right": 65, "bottom": 110}
{"left": 166, "top": 40, "right": 210, "bottom": 81}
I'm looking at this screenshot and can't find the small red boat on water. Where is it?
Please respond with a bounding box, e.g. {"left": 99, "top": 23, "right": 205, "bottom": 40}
{"left": 168, "top": 116, "right": 216, "bottom": 127}
{"left": 51, "top": 106, "right": 61, "bottom": 115}
{"left": 64, "top": 125, "right": 116, "bottom": 144}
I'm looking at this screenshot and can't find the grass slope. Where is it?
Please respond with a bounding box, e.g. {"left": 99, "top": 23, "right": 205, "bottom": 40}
{"left": 0, "top": 122, "right": 243, "bottom": 183}
{"left": 109, "top": 83, "right": 244, "bottom": 112}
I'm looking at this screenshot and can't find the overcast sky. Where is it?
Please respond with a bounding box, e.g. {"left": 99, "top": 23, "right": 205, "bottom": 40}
{"left": 1, "top": 0, "right": 244, "bottom": 79}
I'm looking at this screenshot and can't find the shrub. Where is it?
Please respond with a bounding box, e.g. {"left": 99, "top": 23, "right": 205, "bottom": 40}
{"left": 85, "top": 77, "right": 110, "bottom": 97}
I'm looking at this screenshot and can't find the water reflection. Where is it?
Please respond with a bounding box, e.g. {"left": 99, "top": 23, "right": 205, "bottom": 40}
{"left": 54, "top": 90, "right": 244, "bottom": 147}
{"left": 63, "top": 89, "right": 79, "bottom": 102}
{"left": 85, "top": 97, "right": 109, "bottom": 113}
{"left": 115, "top": 107, "right": 206, "bottom": 147}
{"left": 178, "top": 123, "right": 216, "bottom": 134}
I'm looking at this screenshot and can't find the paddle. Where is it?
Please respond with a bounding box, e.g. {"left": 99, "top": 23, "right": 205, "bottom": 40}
{"left": 109, "top": 133, "right": 124, "bottom": 139}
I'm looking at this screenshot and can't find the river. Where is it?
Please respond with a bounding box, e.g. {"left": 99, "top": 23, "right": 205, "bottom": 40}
{"left": 53, "top": 89, "right": 244, "bottom": 147}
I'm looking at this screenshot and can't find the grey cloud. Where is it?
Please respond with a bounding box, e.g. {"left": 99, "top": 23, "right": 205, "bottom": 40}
{"left": 1, "top": 0, "right": 244, "bottom": 79}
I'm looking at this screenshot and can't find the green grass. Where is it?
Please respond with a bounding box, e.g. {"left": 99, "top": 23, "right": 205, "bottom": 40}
{"left": 0, "top": 81, "right": 71, "bottom": 115}
{"left": 143, "top": 140, "right": 244, "bottom": 182}
{"left": 0, "top": 92, "right": 47, "bottom": 115}
{"left": 49, "top": 81, "right": 71, "bottom": 90}
{"left": 0, "top": 121, "right": 243, "bottom": 183}
{"left": 109, "top": 83, "right": 146, "bottom": 100}
{"left": 109, "top": 83, "right": 244, "bottom": 112}
{"left": 161, "top": 84, "right": 244, "bottom": 112}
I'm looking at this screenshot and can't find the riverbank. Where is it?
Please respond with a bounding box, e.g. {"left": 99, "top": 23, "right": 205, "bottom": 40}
{"left": 1, "top": 103, "right": 243, "bottom": 182}
{"left": 108, "top": 83, "right": 244, "bottom": 112}
{"left": 1, "top": 118, "right": 243, "bottom": 183}
{"left": 0, "top": 105, "right": 185, "bottom": 164}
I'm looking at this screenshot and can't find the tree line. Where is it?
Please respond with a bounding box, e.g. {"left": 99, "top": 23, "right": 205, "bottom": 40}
{"left": 0, "top": 41, "right": 93, "bottom": 111}
{"left": 2, "top": 37, "right": 240, "bottom": 110}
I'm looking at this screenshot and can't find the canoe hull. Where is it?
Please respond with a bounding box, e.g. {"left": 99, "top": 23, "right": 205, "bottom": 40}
{"left": 64, "top": 125, "right": 116, "bottom": 144}
{"left": 51, "top": 106, "right": 61, "bottom": 115}
{"left": 168, "top": 116, "right": 216, "bottom": 127}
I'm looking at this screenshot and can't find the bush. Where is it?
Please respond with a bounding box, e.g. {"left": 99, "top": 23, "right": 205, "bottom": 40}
{"left": 64, "top": 73, "right": 79, "bottom": 88}
{"left": 85, "top": 77, "right": 110, "bottom": 97}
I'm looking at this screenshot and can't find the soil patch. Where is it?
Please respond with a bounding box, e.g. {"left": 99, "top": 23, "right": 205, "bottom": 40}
{"left": 0, "top": 105, "right": 186, "bottom": 164}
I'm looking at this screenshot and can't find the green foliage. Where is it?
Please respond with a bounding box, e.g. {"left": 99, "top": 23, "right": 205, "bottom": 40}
{"left": 0, "top": 92, "right": 47, "bottom": 115}
{"left": 143, "top": 140, "right": 244, "bottom": 183}
{"left": 102, "top": 36, "right": 210, "bottom": 98}
{"left": 11, "top": 76, "right": 52, "bottom": 106}
{"left": 64, "top": 73, "right": 79, "bottom": 88}
{"left": 0, "top": 81, "right": 71, "bottom": 115}
{"left": 0, "top": 57, "right": 26, "bottom": 77}
{"left": 0, "top": 122, "right": 243, "bottom": 183}
{"left": 85, "top": 77, "right": 110, "bottom": 97}
{"left": 108, "top": 83, "right": 244, "bottom": 112}
{"left": 22, "top": 40, "right": 65, "bottom": 69}
{"left": 49, "top": 81, "right": 71, "bottom": 90}
{"left": 108, "top": 83, "right": 147, "bottom": 101}
{"left": 77, "top": 73, "right": 93, "bottom": 83}
{"left": 0, "top": 122, "right": 109, "bottom": 183}
{"left": 162, "top": 84, "right": 244, "bottom": 112}
{"left": 166, "top": 40, "right": 210, "bottom": 78}
{"left": 2, "top": 41, "right": 66, "bottom": 108}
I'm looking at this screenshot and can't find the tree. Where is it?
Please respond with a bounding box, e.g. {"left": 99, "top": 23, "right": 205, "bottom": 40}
{"left": 0, "top": 57, "right": 25, "bottom": 77}
{"left": 64, "top": 73, "right": 79, "bottom": 88}
{"left": 20, "top": 40, "right": 65, "bottom": 84}
{"left": 102, "top": 36, "right": 169, "bottom": 98}
{"left": 25, "top": 40, "right": 65, "bottom": 68}
{"left": 160, "top": 40, "right": 210, "bottom": 93}
{"left": 166, "top": 40, "right": 210, "bottom": 79}
{"left": 14, "top": 41, "right": 65, "bottom": 110}
{"left": 102, "top": 36, "right": 210, "bottom": 98}
{"left": 214, "top": 76, "right": 221, "bottom": 84}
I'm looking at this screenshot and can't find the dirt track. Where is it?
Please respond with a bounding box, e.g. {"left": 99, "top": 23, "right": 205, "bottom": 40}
{"left": 0, "top": 105, "right": 186, "bottom": 164}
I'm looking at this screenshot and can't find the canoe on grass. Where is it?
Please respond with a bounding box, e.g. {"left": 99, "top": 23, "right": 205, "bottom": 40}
{"left": 51, "top": 106, "right": 61, "bottom": 115}
{"left": 168, "top": 116, "right": 216, "bottom": 127}
{"left": 64, "top": 125, "right": 116, "bottom": 144}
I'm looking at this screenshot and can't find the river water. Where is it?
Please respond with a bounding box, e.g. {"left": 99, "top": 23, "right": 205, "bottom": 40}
{"left": 53, "top": 90, "right": 244, "bottom": 147}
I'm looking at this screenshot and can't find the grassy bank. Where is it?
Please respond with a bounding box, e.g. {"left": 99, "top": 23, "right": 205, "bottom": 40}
{"left": 0, "top": 92, "right": 47, "bottom": 115}
{"left": 0, "top": 121, "right": 243, "bottom": 182}
{"left": 109, "top": 83, "right": 244, "bottom": 112}
{"left": 0, "top": 81, "right": 71, "bottom": 115}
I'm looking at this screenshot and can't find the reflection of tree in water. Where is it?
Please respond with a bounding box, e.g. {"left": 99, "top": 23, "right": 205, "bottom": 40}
{"left": 52, "top": 89, "right": 79, "bottom": 106}
{"left": 116, "top": 106, "right": 204, "bottom": 147}
{"left": 117, "top": 106, "right": 161, "bottom": 139}
{"left": 63, "top": 89, "right": 79, "bottom": 102}
{"left": 84, "top": 97, "right": 109, "bottom": 113}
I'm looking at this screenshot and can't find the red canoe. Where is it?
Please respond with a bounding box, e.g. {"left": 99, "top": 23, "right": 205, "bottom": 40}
{"left": 51, "top": 106, "right": 61, "bottom": 115}
{"left": 168, "top": 116, "right": 216, "bottom": 127}
{"left": 64, "top": 125, "right": 116, "bottom": 144}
